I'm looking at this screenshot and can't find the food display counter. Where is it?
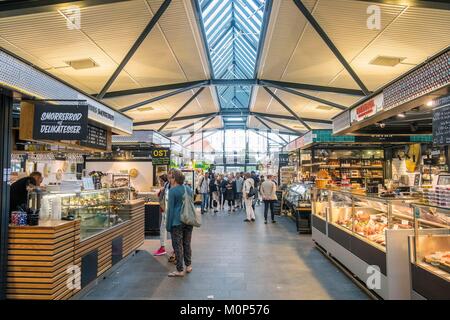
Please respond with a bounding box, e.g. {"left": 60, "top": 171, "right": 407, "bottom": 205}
{"left": 409, "top": 203, "right": 450, "bottom": 300}
{"left": 7, "top": 189, "right": 145, "bottom": 300}
{"left": 284, "top": 182, "right": 314, "bottom": 233}
{"left": 312, "top": 188, "right": 419, "bottom": 299}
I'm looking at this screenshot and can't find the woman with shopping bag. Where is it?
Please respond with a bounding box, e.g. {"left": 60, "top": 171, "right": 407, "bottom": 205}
{"left": 166, "top": 169, "right": 200, "bottom": 277}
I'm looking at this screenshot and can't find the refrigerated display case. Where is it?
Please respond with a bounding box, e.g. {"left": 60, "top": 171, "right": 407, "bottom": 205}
{"left": 409, "top": 203, "right": 450, "bottom": 299}
{"left": 311, "top": 188, "right": 419, "bottom": 299}
{"left": 29, "top": 187, "right": 131, "bottom": 240}
{"left": 284, "top": 182, "right": 314, "bottom": 233}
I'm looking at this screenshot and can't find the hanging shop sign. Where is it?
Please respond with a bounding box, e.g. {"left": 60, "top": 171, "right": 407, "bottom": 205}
{"left": 432, "top": 103, "right": 450, "bottom": 146}
{"left": 332, "top": 110, "right": 351, "bottom": 134}
{"left": 80, "top": 124, "right": 108, "bottom": 150}
{"left": 279, "top": 153, "right": 289, "bottom": 168}
{"left": 87, "top": 104, "right": 114, "bottom": 127}
{"left": 33, "top": 104, "right": 88, "bottom": 140}
{"left": 350, "top": 93, "right": 384, "bottom": 123}
{"left": 151, "top": 147, "right": 171, "bottom": 165}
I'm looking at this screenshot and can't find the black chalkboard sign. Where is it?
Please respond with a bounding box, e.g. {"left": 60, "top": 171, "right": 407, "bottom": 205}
{"left": 433, "top": 103, "right": 450, "bottom": 145}
{"left": 80, "top": 125, "right": 108, "bottom": 150}
{"left": 279, "top": 153, "right": 289, "bottom": 168}
{"left": 33, "top": 104, "right": 88, "bottom": 140}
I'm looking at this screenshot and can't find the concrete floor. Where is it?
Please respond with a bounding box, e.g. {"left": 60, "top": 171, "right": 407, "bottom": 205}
{"left": 81, "top": 205, "right": 369, "bottom": 300}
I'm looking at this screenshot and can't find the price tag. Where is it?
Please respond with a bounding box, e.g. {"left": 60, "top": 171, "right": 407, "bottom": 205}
{"left": 401, "top": 220, "right": 409, "bottom": 225}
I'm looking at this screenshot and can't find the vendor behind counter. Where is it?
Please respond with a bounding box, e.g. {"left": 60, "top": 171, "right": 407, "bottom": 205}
{"left": 9, "top": 171, "right": 43, "bottom": 213}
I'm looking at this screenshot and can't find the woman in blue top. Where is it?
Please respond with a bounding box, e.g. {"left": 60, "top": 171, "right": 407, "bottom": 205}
{"left": 166, "top": 169, "right": 194, "bottom": 277}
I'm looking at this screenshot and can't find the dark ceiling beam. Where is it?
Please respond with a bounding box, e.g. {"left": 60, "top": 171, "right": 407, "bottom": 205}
{"left": 165, "top": 113, "right": 219, "bottom": 136}
{"left": 119, "top": 81, "right": 207, "bottom": 113}
{"left": 263, "top": 87, "right": 312, "bottom": 130}
{"left": 253, "top": 0, "right": 273, "bottom": 78}
{"left": 255, "top": 115, "right": 305, "bottom": 135}
{"left": 211, "top": 79, "right": 258, "bottom": 86}
{"left": 249, "top": 129, "right": 283, "bottom": 146}
{"left": 259, "top": 79, "right": 367, "bottom": 96}
{"left": 134, "top": 112, "right": 217, "bottom": 126}
{"left": 0, "top": 0, "right": 129, "bottom": 18}
{"left": 261, "top": 81, "right": 347, "bottom": 111}
{"left": 293, "top": 0, "right": 370, "bottom": 95}
{"left": 251, "top": 112, "right": 332, "bottom": 124}
{"left": 157, "top": 87, "right": 205, "bottom": 131}
{"left": 97, "top": 0, "right": 172, "bottom": 99}
{"left": 254, "top": 117, "right": 289, "bottom": 144}
{"left": 96, "top": 80, "right": 208, "bottom": 99}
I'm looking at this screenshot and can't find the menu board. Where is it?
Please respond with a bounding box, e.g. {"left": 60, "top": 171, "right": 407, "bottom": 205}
{"left": 432, "top": 104, "right": 450, "bottom": 146}
{"left": 80, "top": 125, "right": 108, "bottom": 150}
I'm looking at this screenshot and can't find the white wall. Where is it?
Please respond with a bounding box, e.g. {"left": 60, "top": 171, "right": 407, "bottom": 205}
{"left": 85, "top": 161, "right": 153, "bottom": 192}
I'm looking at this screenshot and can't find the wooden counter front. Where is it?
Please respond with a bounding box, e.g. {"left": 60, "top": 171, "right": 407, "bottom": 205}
{"left": 7, "top": 199, "right": 145, "bottom": 300}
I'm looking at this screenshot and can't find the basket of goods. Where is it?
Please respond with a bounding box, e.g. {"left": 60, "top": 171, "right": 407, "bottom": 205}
{"left": 315, "top": 169, "right": 329, "bottom": 189}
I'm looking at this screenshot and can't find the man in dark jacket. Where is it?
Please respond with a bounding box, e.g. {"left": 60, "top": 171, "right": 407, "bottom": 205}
{"left": 10, "top": 172, "right": 43, "bottom": 213}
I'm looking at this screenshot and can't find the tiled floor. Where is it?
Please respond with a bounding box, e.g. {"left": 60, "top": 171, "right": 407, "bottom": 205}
{"left": 81, "top": 205, "right": 369, "bottom": 300}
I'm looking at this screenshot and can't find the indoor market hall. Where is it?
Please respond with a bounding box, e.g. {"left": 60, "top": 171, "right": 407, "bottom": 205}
{"left": 0, "top": 0, "right": 449, "bottom": 304}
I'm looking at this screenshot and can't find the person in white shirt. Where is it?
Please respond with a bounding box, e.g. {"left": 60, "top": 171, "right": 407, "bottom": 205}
{"left": 260, "top": 174, "right": 278, "bottom": 224}
{"left": 242, "top": 172, "right": 256, "bottom": 222}
{"left": 196, "top": 172, "right": 210, "bottom": 214}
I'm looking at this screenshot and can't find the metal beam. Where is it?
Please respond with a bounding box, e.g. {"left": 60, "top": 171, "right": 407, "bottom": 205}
{"left": 96, "top": 80, "right": 208, "bottom": 99}
{"left": 120, "top": 82, "right": 208, "bottom": 113}
{"left": 250, "top": 112, "right": 331, "bottom": 124}
{"left": 263, "top": 87, "right": 312, "bottom": 130}
{"left": 211, "top": 79, "right": 258, "bottom": 86}
{"left": 157, "top": 87, "right": 205, "bottom": 131}
{"left": 255, "top": 117, "right": 289, "bottom": 144}
{"left": 261, "top": 82, "right": 347, "bottom": 111}
{"left": 165, "top": 114, "right": 218, "bottom": 136}
{"left": 293, "top": 0, "right": 370, "bottom": 95}
{"left": 259, "top": 79, "right": 367, "bottom": 96}
{"left": 250, "top": 129, "right": 283, "bottom": 146}
{"left": 185, "top": 130, "right": 216, "bottom": 148}
{"left": 255, "top": 115, "right": 305, "bottom": 135}
{"left": 134, "top": 112, "right": 217, "bottom": 126}
{"left": 254, "top": 0, "right": 273, "bottom": 78}
{"left": 97, "top": 0, "right": 172, "bottom": 99}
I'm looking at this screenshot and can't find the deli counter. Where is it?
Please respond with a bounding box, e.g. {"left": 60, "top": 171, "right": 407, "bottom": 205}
{"left": 7, "top": 187, "right": 145, "bottom": 300}
{"left": 312, "top": 187, "right": 450, "bottom": 299}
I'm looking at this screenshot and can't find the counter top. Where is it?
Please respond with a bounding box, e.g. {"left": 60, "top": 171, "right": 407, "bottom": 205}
{"left": 317, "top": 187, "right": 420, "bottom": 202}
{"left": 9, "top": 219, "right": 76, "bottom": 230}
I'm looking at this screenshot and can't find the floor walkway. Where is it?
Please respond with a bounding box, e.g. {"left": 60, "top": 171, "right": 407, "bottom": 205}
{"left": 81, "top": 205, "right": 369, "bottom": 300}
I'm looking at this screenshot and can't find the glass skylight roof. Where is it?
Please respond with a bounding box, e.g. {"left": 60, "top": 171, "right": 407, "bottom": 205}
{"left": 197, "top": 0, "right": 267, "bottom": 115}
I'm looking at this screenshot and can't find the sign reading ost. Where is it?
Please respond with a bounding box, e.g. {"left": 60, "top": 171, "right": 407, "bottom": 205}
{"left": 33, "top": 104, "right": 88, "bottom": 140}
{"left": 151, "top": 147, "right": 171, "bottom": 165}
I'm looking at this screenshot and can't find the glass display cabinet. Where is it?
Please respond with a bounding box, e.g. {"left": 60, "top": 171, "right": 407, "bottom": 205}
{"left": 410, "top": 203, "right": 450, "bottom": 299}
{"left": 29, "top": 187, "right": 131, "bottom": 240}
{"left": 284, "top": 182, "right": 314, "bottom": 208}
{"left": 312, "top": 188, "right": 330, "bottom": 221}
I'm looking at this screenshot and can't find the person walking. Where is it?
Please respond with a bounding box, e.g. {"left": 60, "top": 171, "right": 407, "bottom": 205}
{"left": 196, "top": 172, "right": 209, "bottom": 214}
{"left": 260, "top": 174, "right": 278, "bottom": 224}
{"left": 225, "top": 175, "right": 235, "bottom": 212}
{"left": 251, "top": 171, "right": 261, "bottom": 205}
{"left": 242, "top": 172, "right": 256, "bottom": 222}
{"left": 234, "top": 172, "right": 244, "bottom": 210}
{"left": 166, "top": 169, "right": 194, "bottom": 277}
{"left": 209, "top": 173, "right": 219, "bottom": 213}
{"left": 220, "top": 174, "right": 228, "bottom": 210}
{"left": 153, "top": 174, "right": 170, "bottom": 256}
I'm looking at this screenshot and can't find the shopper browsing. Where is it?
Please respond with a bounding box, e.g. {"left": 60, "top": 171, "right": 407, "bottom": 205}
{"left": 243, "top": 173, "right": 256, "bottom": 222}
{"left": 234, "top": 172, "right": 244, "bottom": 210}
{"left": 196, "top": 172, "right": 209, "bottom": 214}
{"left": 260, "top": 174, "right": 278, "bottom": 224}
{"left": 225, "top": 175, "right": 235, "bottom": 212}
{"left": 166, "top": 169, "right": 194, "bottom": 277}
{"left": 153, "top": 174, "right": 170, "bottom": 256}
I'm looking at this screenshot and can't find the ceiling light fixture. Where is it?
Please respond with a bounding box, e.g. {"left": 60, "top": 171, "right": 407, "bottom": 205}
{"left": 426, "top": 100, "right": 434, "bottom": 107}
{"left": 137, "top": 106, "right": 154, "bottom": 112}
{"left": 397, "top": 113, "right": 406, "bottom": 118}
{"left": 369, "top": 55, "right": 406, "bottom": 67}
{"left": 65, "top": 58, "right": 98, "bottom": 70}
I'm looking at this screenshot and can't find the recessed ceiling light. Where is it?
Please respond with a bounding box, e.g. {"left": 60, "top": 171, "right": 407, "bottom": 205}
{"left": 316, "top": 105, "right": 333, "bottom": 110}
{"left": 370, "top": 55, "right": 406, "bottom": 67}
{"left": 137, "top": 106, "right": 154, "bottom": 112}
{"left": 426, "top": 100, "right": 434, "bottom": 107}
{"left": 397, "top": 113, "right": 406, "bottom": 118}
{"left": 65, "top": 58, "right": 98, "bottom": 70}
{"left": 293, "top": 125, "right": 304, "bottom": 129}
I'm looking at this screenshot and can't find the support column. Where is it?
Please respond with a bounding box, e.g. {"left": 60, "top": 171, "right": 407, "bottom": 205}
{"left": 0, "top": 89, "right": 12, "bottom": 300}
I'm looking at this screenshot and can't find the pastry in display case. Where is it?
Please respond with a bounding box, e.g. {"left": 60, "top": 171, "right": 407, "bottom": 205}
{"left": 410, "top": 203, "right": 450, "bottom": 299}
{"left": 29, "top": 187, "right": 131, "bottom": 240}
{"left": 312, "top": 188, "right": 329, "bottom": 220}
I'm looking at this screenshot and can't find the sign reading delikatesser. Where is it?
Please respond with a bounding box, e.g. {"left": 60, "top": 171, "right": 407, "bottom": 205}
{"left": 33, "top": 104, "right": 88, "bottom": 140}
{"left": 151, "top": 147, "right": 171, "bottom": 165}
